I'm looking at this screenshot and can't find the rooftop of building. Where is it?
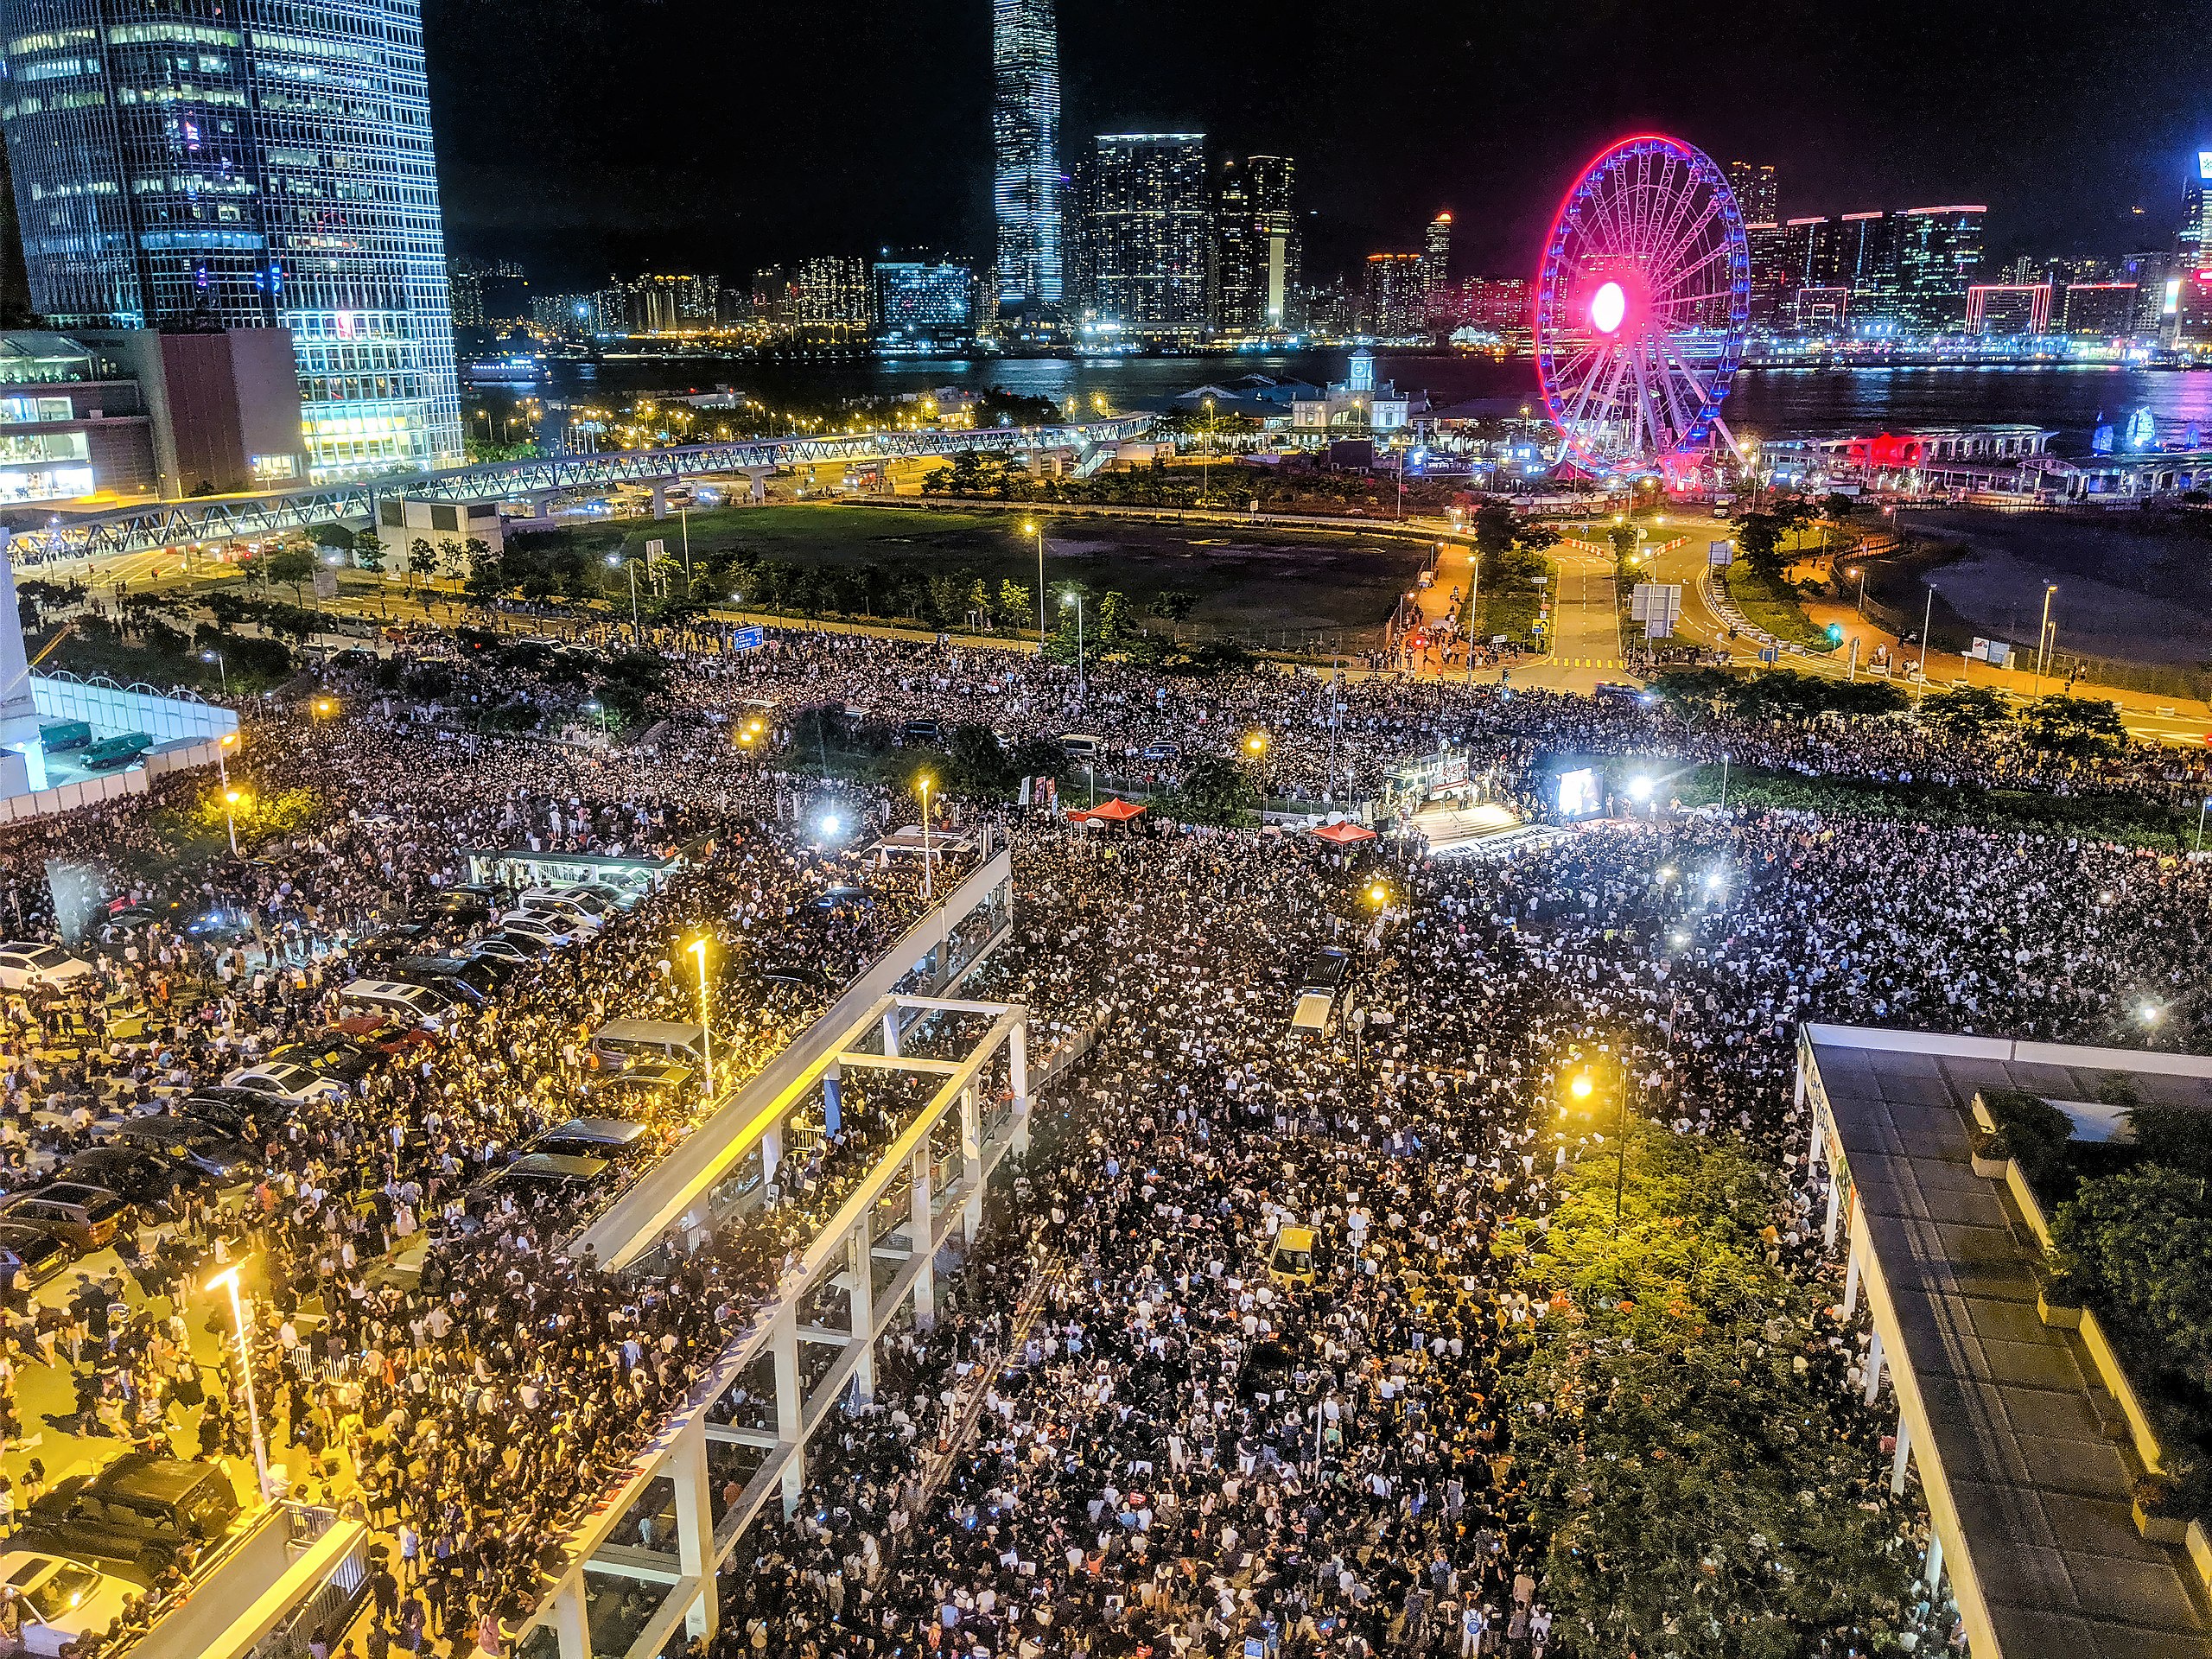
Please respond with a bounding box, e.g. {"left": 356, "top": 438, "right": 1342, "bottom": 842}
{"left": 1804, "top": 1022, "right": 2212, "bottom": 1658}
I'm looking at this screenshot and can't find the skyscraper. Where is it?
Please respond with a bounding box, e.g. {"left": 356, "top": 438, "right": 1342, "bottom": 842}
{"left": 873, "top": 257, "right": 974, "bottom": 346}
{"left": 1211, "top": 154, "right": 1299, "bottom": 336}
{"left": 2181, "top": 151, "right": 2212, "bottom": 266}
{"left": 1362, "top": 252, "right": 1422, "bottom": 336}
{"left": 0, "top": 0, "right": 464, "bottom": 483}
{"left": 991, "top": 0, "right": 1063, "bottom": 312}
{"left": 1089, "top": 133, "right": 1209, "bottom": 340}
{"left": 1420, "top": 211, "right": 1452, "bottom": 304}
{"left": 1894, "top": 207, "right": 1986, "bottom": 332}
{"left": 1727, "top": 162, "right": 1778, "bottom": 226}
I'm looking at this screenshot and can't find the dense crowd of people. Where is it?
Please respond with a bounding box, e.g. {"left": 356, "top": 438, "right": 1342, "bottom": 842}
{"left": 0, "top": 619, "right": 2203, "bottom": 1657}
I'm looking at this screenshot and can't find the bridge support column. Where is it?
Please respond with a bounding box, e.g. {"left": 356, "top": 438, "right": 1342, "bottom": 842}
{"left": 651, "top": 480, "right": 670, "bottom": 518}
{"left": 1009, "top": 1018, "right": 1031, "bottom": 1155}
{"left": 762, "top": 1120, "right": 783, "bottom": 1192}
{"left": 960, "top": 1085, "right": 983, "bottom": 1243}
{"left": 823, "top": 1060, "right": 842, "bottom": 1139}
{"left": 744, "top": 467, "right": 771, "bottom": 502}
{"left": 848, "top": 1224, "right": 876, "bottom": 1404}
{"left": 883, "top": 1005, "right": 902, "bottom": 1058}
{"left": 1891, "top": 1412, "right": 1913, "bottom": 1497}
{"left": 1864, "top": 1329, "right": 1885, "bottom": 1406}
{"left": 910, "top": 1146, "right": 935, "bottom": 1331}
{"left": 1843, "top": 1240, "right": 1862, "bottom": 1322}
{"left": 772, "top": 1305, "right": 804, "bottom": 1513}
{"left": 670, "top": 1419, "right": 719, "bottom": 1643}
{"left": 551, "top": 1577, "right": 592, "bottom": 1659}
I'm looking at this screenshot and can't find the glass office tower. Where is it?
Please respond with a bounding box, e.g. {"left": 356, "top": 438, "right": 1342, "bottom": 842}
{"left": 0, "top": 0, "right": 463, "bottom": 482}
{"left": 990, "top": 0, "right": 1062, "bottom": 311}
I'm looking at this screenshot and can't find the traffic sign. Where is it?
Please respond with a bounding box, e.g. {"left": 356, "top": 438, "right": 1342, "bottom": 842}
{"left": 732, "top": 626, "right": 764, "bottom": 651}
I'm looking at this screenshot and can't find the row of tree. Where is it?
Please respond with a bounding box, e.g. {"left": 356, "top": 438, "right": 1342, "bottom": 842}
{"left": 1650, "top": 668, "right": 2132, "bottom": 757}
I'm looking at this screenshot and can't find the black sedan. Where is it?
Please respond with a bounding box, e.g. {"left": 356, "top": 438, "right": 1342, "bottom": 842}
{"left": 51, "top": 1148, "right": 202, "bottom": 1218}
{"left": 99, "top": 1117, "right": 258, "bottom": 1183}
{"left": 0, "top": 1220, "right": 73, "bottom": 1287}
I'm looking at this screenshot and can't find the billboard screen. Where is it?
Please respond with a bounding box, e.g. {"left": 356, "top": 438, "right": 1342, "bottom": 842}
{"left": 1557, "top": 767, "right": 1600, "bottom": 818}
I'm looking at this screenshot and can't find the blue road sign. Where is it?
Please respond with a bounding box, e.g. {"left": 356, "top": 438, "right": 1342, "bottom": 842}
{"left": 732, "top": 626, "right": 764, "bottom": 652}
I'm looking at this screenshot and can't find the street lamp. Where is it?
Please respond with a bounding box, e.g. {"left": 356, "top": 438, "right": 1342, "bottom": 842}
{"left": 203, "top": 1264, "right": 270, "bottom": 1504}
{"left": 1023, "top": 520, "right": 1045, "bottom": 639}
{"left": 2033, "top": 582, "right": 2058, "bottom": 692}
{"left": 217, "top": 730, "right": 237, "bottom": 786}
{"left": 221, "top": 786, "right": 245, "bottom": 856}
{"left": 917, "top": 773, "right": 935, "bottom": 900}
{"left": 200, "top": 648, "right": 226, "bottom": 694}
{"left": 1565, "top": 1053, "right": 1634, "bottom": 1232}
{"left": 607, "top": 552, "right": 641, "bottom": 642}
{"left": 1062, "top": 591, "right": 1085, "bottom": 706}
{"left": 1847, "top": 566, "right": 1865, "bottom": 616}
{"left": 685, "top": 938, "right": 714, "bottom": 1109}
{"left": 583, "top": 699, "right": 607, "bottom": 740}
{"left": 1200, "top": 396, "right": 1215, "bottom": 503}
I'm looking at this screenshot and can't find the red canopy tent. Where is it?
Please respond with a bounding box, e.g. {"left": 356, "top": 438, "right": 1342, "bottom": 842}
{"left": 1070, "top": 797, "right": 1148, "bottom": 824}
{"left": 1312, "top": 819, "right": 1378, "bottom": 844}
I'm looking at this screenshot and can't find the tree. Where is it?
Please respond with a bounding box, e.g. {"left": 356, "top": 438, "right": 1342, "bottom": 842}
{"left": 1506, "top": 1126, "right": 1914, "bottom": 1656}
{"left": 407, "top": 537, "right": 438, "bottom": 597}
{"left": 1920, "top": 683, "right": 2011, "bottom": 740}
{"left": 966, "top": 577, "right": 993, "bottom": 629}
{"left": 1731, "top": 511, "right": 1784, "bottom": 575}
{"left": 462, "top": 537, "right": 496, "bottom": 591}
{"left": 309, "top": 523, "right": 355, "bottom": 555}
{"left": 998, "top": 578, "right": 1033, "bottom": 628}
{"left": 353, "top": 528, "right": 385, "bottom": 574}
{"left": 1167, "top": 754, "right": 1257, "bottom": 826}
{"left": 263, "top": 545, "right": 317, "bottom": 605}
{"left": 1150, "top": 587, "right": 1197, "bottom": 623}
{"left": 2054, "top": 1164, "right": 2212, "bottom": 1386}
{"left": 945, "top": 723, "right": 1012, "bottom": 795}
{"left": 2018, "top": 694, "right": 2126, "bottom": 758}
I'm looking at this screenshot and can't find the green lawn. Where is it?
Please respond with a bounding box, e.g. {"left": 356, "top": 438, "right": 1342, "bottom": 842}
{"left": 579, "top": 505, "right": 1421, "bottom": 651}
{"left": 1466, "top": 546, "right": 1555, "bottom": 652}
{"left": 1719, "top": 564, "right": 1836, "bottom": 652}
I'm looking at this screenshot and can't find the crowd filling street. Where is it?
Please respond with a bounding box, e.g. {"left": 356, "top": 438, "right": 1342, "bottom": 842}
{"left": 0, "top": 618, "right": 2207, "bottom": 1659}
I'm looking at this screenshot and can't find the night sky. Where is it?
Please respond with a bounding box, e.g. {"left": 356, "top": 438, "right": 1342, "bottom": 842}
{"left": 422, "top": 0, "right": 2209, "bottom": 289}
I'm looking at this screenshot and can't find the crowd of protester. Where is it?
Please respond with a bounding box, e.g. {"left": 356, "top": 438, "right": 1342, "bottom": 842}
{"left": 0, "top": 620, "right": 2204, "bottom": 1656}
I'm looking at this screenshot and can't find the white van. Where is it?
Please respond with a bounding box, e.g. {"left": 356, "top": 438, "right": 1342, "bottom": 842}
{"left": 338, "top": 978, "right": 459, "bottom": 1032}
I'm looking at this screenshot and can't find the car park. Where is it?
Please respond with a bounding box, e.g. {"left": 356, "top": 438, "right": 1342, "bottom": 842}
{"left": 0, "top": 944, "right": 92, "bottom": 993}
{"left": 0, "top": 1185, "right": 124, "bottom": 1251}
{"left": 220, "top": 1060, "right": 348, "bottom": 1103}
{"left": 0, "top": 1551, "right": 137, "bottom": 1656}
{"left": 13, "top": 1454, "right": 242, "bottom": 1580}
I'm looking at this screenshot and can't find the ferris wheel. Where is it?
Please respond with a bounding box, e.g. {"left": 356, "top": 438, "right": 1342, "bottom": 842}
{"left": 1534, "top": 134, "right": 1751, "bottom": 476}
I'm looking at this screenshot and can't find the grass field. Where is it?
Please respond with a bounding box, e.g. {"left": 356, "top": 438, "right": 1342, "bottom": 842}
{"left": 1720, "top": 563, "right": 1837, "bottom": 652}
{"left": 587, "top": 505, "right": 1421, "bottom": 650}
{"left": 1465, "top": 546, "right": 1555, "bottom": 650}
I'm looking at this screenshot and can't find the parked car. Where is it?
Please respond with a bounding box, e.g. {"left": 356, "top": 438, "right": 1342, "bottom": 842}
{"left": 326, "top": 1015, "right": 438, "bottom": 1058}
{"left": 51, "top": 1149, "right": 200, "bottom": 1217}
{"left": 495, "top": 912, "right": 579, "bottom": 950}
{"left": 513, "top": 891, "right": 606, "bottom": 933}
{"left": 0, "top": 1223, "right": 73, "bottom": 1288}
{"left": 264, "top": 1035, "right": 382, "bottom": 1086}
{"left": 0, "top": 1185, "right": 124, "bottom": 1251}
{"left": 0, "top": 944, "right": 92, "bottom": 993}
{"left": 335, "top": 978, "right": 461, "bottom": 1032}
{"left": 410, "top": 891, "right": 495, "bottom": 929}
{"left": 13, "top": 1453, "right": 242, "bottom": 1580}
{"left": 398, "top": 954, "right": 514, "bottom": 1001}
{"left": 0, "top": 1551, "right": 137, "bottom": 1656}
{"left": 467, "top": 932, "right": 550, "bottom": 965}
{"left": 220, "top": 1060, "right": 347, "bottom": 1104}
{"left": 172, "top": 1087, "right": 290, "bottom": 1138}
{"left": 100, "top": 1116, "right": 257, "bottom": 1183}
{"left": 528, "top": 1116, "right": 648, "bottom": 1160}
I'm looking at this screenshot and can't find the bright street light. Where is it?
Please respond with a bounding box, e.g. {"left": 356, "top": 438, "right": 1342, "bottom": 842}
{"left": 1628, "top": 775, "right": 1653, "bottom": 802}
{"left": 203, "top": 1264, "right": 270, "bottom": 1503}
{"left": 685, "top": 938, "right": 715, "bottom": 1108}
